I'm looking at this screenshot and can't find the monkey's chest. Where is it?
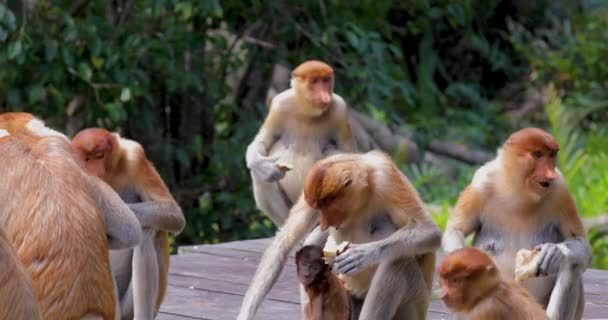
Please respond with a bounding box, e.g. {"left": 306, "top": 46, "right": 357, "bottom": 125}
{"left": 332, "top": 213, "right": 397, "bottom": 297}
{"left": 473, "top": 220, "right": 563, "bottom": 303}
{"left": 269, "top": 134, "right": 339, "bottom": 202}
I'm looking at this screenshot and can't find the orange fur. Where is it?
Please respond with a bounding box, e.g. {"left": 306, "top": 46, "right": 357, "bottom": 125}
{"left": 304, "top": 151, "right": 435, "bottom": 303}
{"left": 439, "top": 248, "right": 547, "bottom": 320}
{"left": 0, "top": 114, "right": 116, "bottom": 319}
{"left": 72, "top": 128, "right": 180, "bottom": 311}
{"left": 0, "top": 226, "right": 42, "bottom": 320}
{"left": 292, "top": 60, "right": 334, "bottom": 80}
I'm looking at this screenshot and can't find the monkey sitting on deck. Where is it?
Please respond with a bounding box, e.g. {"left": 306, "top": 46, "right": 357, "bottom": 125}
{"left": 238, "top": 151, "right": 441, "bottom": 320}
{"left": 438, "top": 247, "right": 548, "bottom": 320}
{"left": 442, "top": 128, "right": 591, "bottom": 320}
{"left": 72, "top": 128, "right": 186, "bottom": 320}
{"left": 296, "top": 245, "right": 350, "bottom": 320}
{"left": 246, "top": 60, "right": 354, "bottom": 226}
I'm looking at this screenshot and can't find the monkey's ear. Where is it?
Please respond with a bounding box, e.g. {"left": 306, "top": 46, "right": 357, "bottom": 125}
{"left": 343, "top": 178, "right": 352, "bottom": 187}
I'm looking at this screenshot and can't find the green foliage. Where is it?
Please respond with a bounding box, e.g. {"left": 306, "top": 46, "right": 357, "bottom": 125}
{"left": 510, "top": 5, "right": 608, "bottom": 268}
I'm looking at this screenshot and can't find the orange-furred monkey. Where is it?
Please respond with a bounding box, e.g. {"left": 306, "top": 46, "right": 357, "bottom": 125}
{"left": 246, "top": 60, "right": 354, "bottom": 226}
{"left": 442, "top": 128, "right": 591, "bottom": 320}
{"left": 0, "top": 112, "right": 142, "bottom": 320}
{"left": 72, "top": 128, "right": 186, "bottom": 320}
{"left": 295, "top": 245, "right": 350, "bottom": 320}
{"left": 0, "top": 226, "right": 42, "bottom": 320}
{"left": 238, "top": 151, "right": 441, "bottom": 320}
{"left": 438, "top": 248, "right": 547, "bottom": 320}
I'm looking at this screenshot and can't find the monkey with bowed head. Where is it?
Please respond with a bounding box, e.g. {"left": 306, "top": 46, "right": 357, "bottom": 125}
{"left": 72, "top": 128, "right": 186, "bottom": 320}
{"left": 0, "top": 112, "right": 142, "bottom": 320}
{"left": 295, "top": 245, "right": 350, "bottom": 320}
{"left": 238, "top": 151, "right": 441, "bottom": 320}
{"left": 439, "top": 247, "right": 548, "bottom": 320}
{"left": 246, "top": 60, "right": 355, "bottom": 226}
{"left": 442, "top": 128, "right": 591, "bottom": 320}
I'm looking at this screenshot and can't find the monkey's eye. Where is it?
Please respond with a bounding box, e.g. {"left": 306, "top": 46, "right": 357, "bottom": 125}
{"left": 311, "top": 78, "right": 319, "bottom": 84}
{"left": 549, "top": 150, "right": 558, "bottom": 158}
{"left": 532, "top": 150, "right": 543, "bottom": 159}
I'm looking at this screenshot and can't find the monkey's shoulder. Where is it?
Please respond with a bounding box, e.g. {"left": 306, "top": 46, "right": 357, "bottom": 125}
{"left": 470, "top": 158, "right": 500, "bottom": 192}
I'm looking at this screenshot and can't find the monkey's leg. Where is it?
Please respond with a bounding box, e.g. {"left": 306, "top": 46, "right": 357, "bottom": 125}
{"left": 109, "top": 249, "right": 135, "bottom": 320}
{"left": 132, "top": 229, "right": 159, "bottom": 320}
{"left": 546, "top": 267, "right": 583, "bottom": 320}
{"left": 359, "top": 257, "right": 426, "bottom": 320}
{"left": 251, "top": 173, "right": 291, "bottom": 226}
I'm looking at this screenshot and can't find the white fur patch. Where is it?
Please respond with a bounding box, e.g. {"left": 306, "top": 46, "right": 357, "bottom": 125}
{"left": 118, "top": 136, "right": 142, "bottom": 163}
{"left": 26, "top": 119, "right": 68, "bottom": 141}
{"left": 0, "top": 129, "right": 9, "bottom": 137}
{"left": 471, "top": 158, "right": 499, "bottom": 191}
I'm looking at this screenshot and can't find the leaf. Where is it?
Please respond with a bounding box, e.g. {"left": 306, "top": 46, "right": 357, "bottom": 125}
{"left": 27, "top": 85, "right": 45, "bottom": 104}
{"left": 45, "top": 40, "right": 58, "bottom": 62}
{"left": 78, "top": 63, "right": 92, "bottom": 81}
{"left": 120, "top": 87, "right": 131, "bottom": 102}
{"left": 7, "top": 40, "right": 21, "bottom": 59}
{"left": 0, "top": 27, "right": 7, "bottom": 42}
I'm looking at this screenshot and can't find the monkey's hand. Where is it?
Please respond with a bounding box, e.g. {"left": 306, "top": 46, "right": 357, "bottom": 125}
{"left": 535, "top": 239, "right": 592, "bottom": 277}
{"left": 250, "top": 157, "right": 286, "bottom": 182}
{"left": 535, "top": 243, "right": 565, "bottom": 277}
{"left": 332, "top": 243, "right": 379, "bottom": 276}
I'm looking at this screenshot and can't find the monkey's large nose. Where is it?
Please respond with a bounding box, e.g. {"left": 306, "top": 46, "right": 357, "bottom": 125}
{"left": 319, "top": 92, "right": 331, "bottom": 105}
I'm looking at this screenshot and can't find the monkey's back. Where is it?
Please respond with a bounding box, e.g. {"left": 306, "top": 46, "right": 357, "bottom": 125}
{"left": 0, "top": 136, "right": 116, "bottom": 320}
{"left": 0, "top": 226, "right": 42, "bottom": 320}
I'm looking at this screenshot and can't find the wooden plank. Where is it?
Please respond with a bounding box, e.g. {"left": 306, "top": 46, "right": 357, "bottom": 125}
{"left": 168, "top": 239, "right": 608, "bottom": 319}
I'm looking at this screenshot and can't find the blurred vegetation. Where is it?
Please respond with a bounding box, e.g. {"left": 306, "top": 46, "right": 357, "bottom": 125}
{"left": 1, "top": 1, "right": 607, "bottom": 266}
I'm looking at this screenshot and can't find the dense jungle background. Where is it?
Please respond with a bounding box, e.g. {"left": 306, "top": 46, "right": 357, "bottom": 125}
{"left": 1, "top": 0, "right": 608, "bottom": 267}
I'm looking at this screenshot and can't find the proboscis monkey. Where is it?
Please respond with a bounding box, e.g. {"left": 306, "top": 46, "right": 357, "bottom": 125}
{"left": 439, "top": 248, "right": 548, "bottom": 320}
{"left": 442, "top": 128, "right": 591, "bottom": 320}
{"left": 245, "top": 60, "right": 354, "bottom": 226}
{"left": 72, "top": 128, "right": 186, "bottom": 320}
{"left": 0, "top": 112, "right": 142, "bottom": 320}
{"left": 0, "top": 226, "right": 42, "bottom": 320}
{"left": 238, "top": 151, "right": 441, "bottom": 320}
{"left": 295, "top": 245, "right": 350, "bottom": 320}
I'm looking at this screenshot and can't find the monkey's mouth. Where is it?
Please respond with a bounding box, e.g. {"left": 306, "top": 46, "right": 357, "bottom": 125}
{"left": 538, "top": 181, "right": 551, "bottom": 189}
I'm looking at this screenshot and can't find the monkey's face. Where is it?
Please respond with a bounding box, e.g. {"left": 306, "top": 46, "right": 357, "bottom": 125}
{"left": 504, "top": 128, "right": 559, "bottom": 198}
{"left": 438, "top": 248, "right": 499, "bottom": 313}
{"left": 304, "top": 160, "right": 370, "bottom": 231}
{"left": 306, "top": 76, "right": 333, "bottom": 110}
{"left": 71, "top": 128, "right": 115, "bottom": 181}
{"left": 296, "top": 246, "right": 326, "bottom": 286}
{"left": 439, "top": 275, "right": 468, "bottom": 312}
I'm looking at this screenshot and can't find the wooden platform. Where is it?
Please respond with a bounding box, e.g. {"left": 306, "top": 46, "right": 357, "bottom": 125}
{"left": 157, "top": 238, "right": 608, "bottom": 319}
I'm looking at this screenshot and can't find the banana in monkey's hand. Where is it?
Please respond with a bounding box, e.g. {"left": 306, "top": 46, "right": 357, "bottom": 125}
{"left": 322, "top": 236, "right": 350, "bottom": 264}
{"left": 515, "top": 248, "right": 542, "bottom": 282}
{"left": 274, "top": 161, "right": 293, "bottom": 173}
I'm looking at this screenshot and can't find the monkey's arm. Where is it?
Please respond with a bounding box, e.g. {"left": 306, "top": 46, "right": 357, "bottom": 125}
{"left": 84, "top": 174, "right": 143, "bottom": 249}
{"left": 128, "top": 158, "right": 185, "bottom": 234}
{"left": 245, "top": 108, "right": 287, "bottom": 182}
{"left": 334, "top": 212, "right": 441, "bottom": 276}
{"left": 442, "top": 185, "right": 482, "bottom": 252}
{"left": 536, "top": 189, "right": 591, "bottom": 277}
{"left": 237, "top": 198, "right": 319, "bottom": 320}
{"left": 334, "top": 100, "right": 355, "bottom": 152}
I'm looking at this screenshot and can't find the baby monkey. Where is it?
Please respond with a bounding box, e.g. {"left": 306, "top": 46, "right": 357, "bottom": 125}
{"left": 439, "top": 248, "right": 547, "bottom": 320}
{"left": 296, "top": 245, "right": 350, "bottom": 320}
